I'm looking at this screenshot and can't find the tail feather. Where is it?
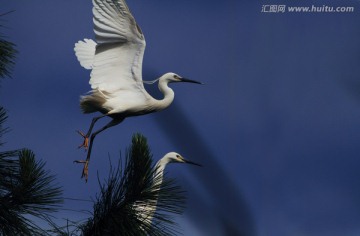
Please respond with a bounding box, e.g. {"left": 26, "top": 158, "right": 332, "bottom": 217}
{"left": 80, "top": 90, "right": 107, "bottom": 114}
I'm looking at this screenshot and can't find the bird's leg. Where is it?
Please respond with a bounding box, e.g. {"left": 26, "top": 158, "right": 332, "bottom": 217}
{"left": 75, "top": 118, "right": 124, "bottom": 182}
{"left": 73, "top": 159, "right": 89, "bottom": 182}
{"left": 77, "top": 131, "right": 89, "bottom": 149}
{"left": 77, "top": 114, "right": 107, "bottom": 150}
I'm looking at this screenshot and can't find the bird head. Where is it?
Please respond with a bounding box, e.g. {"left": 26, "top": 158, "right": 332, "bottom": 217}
{"left": 165, "top": 152, "right": 202, "bottom": 166}
{"left": 162, "top": 72, "right": 203, "bottom": 85}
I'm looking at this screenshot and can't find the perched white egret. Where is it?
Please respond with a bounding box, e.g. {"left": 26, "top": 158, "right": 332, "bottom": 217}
{"left": 135, "top": 152, "right": 201, "bottom": 226}
{"left": 80, "top": 133, "right": 202, "bottom": 234}
{"left": 73, "top": 0, "right": 202, "bottom": 181}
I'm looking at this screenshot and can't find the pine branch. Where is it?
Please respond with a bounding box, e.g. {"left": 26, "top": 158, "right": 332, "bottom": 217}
{"left": 0, "top": 106, "right": 10, "bottom": 146}
{"left": 0, "top": 38, "right": 16, "bottom": 78}
{"left": 80, "top": 133, "right": 186, "bottom": 236}
{"left": 0, "top": 149, "right": 63, "bottom": 235}
{"left": 0, "top": 13, "right": 17, "bottom": 79}
{"left": 14, "top": 149, "right": 63, "bottom": 216}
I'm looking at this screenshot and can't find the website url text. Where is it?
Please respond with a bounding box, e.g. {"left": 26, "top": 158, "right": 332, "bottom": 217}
{"left": 261, "top": 5, "right": 355, "bottom": 13}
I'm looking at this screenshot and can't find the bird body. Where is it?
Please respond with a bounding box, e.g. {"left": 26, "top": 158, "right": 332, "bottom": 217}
{"left": 78, "top": 72, "right": 177, "bottom": 117}
{"left": 74, "top": 0, "right": 202, "bottom": 181}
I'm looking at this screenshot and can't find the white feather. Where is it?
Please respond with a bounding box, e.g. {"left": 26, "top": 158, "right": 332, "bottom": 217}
{"left": 74, "top": 39, "right": 96, "bottom": 70}
{"left": 74, "top": 39, "right": 97, "bottom": 70}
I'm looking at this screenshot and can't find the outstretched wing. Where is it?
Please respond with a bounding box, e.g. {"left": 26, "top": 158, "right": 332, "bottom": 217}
{"left": 90, "top": 0, "right": 146, "bottom": 94}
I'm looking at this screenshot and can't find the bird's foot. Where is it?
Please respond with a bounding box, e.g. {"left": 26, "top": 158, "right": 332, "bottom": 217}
{"left": 73, "top": 159, "right": 89, "bottom": 182}
{"left": 77, "top": 130, "right": 89, "bottom": 150}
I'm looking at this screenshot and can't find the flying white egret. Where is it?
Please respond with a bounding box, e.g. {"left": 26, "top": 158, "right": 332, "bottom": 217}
{"left": 73, "top": 0, "right": 202, "bottom": 181}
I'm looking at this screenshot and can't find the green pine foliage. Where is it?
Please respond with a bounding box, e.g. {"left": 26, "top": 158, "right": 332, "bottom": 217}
{"left": 0, "top": 107, "right": 63, "bottom": 236}
{"left": 0, "top": 38, "right": 16, "bottom": 78}
{"left": 80, "top": 134, "right": 186, "bottom": 236}
{"left": 0, "top": 16, "right": 16, "bottom": 79}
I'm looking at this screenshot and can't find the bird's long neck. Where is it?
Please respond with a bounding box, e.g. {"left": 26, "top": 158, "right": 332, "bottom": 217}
{"left": 153, "top": 79, "right": 174, "bottom": 111}
{"left": 140, "top": 158, "right": 169, "bottom": 224}
{"left": 153, "top": 157, "right": 169, "bottom": 189}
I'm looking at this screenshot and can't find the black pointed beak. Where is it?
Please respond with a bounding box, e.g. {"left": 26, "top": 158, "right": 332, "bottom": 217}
{"left": 183, "top": 158, "right": 202, "bottom": 167}
{"left": 180, "top": 77, "right": 203, "bottom": 85}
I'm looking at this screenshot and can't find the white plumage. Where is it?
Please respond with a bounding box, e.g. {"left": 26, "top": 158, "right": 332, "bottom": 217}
{"left": 74, "top": 39, "right": 97, "bottom": 70}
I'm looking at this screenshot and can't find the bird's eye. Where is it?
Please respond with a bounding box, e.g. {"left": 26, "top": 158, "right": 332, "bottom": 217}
{"left": 176, "top": 154, "right": 180, "bottom": 158}
{"left": 173, "top": 75, "right": 179, "bottom": 79}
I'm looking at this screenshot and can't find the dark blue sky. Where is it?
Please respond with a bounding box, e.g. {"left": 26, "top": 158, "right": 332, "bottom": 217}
{"left": 1, "top": 0, "right": 360, "bottom": 235}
